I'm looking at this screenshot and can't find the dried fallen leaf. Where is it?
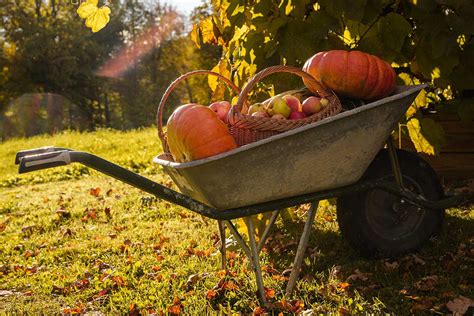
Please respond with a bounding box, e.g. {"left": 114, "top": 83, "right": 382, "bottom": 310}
{"left": 168, "top": 304, "right": 181, "bottom": 315}
{"left": 411, "top": 299, "right": 433, "bottom": 312}
{"left": 289, "top": 300, "right": 304, "bottom": 313}
{"left": 0, "top": 220, "right": 9, "bottom": 232}
{"left": 104, "top": 207, "right": 111, "bottom": 218}
{"left": 222, "top": 281, "right": 238, "bottom": 291}
{"left": 414, "top": 275, "right": 438, "bottom": 291}
{"left": 346, "top": 269, "right": 371, "bottom": 282}
{"left": 24, "top": 249, "right": 36, "bottom": 258}
{"left": 89, "top": 187, "right": 101, "bottom": 197}
{"left": 264, "top": 287, "right": 276, "bottom": 299}
{"left": 252, "top": 306, "right": 266, "bottom": 315}
{"left": 330, "top": 265, "right": 342, "bottom": 278}
{"left": 156, "top": 255, "right": 164, "bottom": 261}
{"left": 446, "top": 296, "right": 474, "bottom": 315}
{"left": 63, "top": 228, "right": 75, "bottom": 237}
{"left": 21, "top": 225, "right": 37, "bottom": 234}
{"left": 206, "top": 289, "right": 217, "bottom": 300}
{"left": 129, "top": 303, "right": 140, "bottom": 316}
{"left": 411, "top": 254, "right": 426, "bottom": 265}
{"left": 114, "top": 225, "right": 127, "bottom": 232}
{"left": 87, "top": 209, "right": 97, "bottom": 219}
{"left": 62, "top": 306, "right": 84, "bottom": 315}
{"left": 56, "top": 208, "right": 71, "bottom": 219}
{"left": 106, "top": 188, "right": 113, "bottom": 196}
{"left": 111, "top": 275, "right": 126, "bottom": 287}
{"left": 338, "top": 282, "right": 350, "bottom": 290}
{"left": 384, "top": 260, "right": 399, "bottom": 271}
{"left": 186, "top": 274, "right": 200, "bottom": 287}
{"left": 323, "top": 215, "right": 334, "bottom": 222}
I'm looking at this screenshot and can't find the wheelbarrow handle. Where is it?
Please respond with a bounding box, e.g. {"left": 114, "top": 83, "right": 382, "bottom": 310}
{"left": 15, "top": 148, "right": 226, "bottom": 219}
{"left": 15, "top": 146, "right": 71, "bottom": 165}
{"left": 18, "top": 150, "right": 71, "bottom": 173}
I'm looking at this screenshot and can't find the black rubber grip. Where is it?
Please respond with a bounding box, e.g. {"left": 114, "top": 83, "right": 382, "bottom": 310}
{"left": 18, "top": 151, "right": 71, "bottom": 174}
{"left": 15, "top": 147, "right": 70, "bottom": 165}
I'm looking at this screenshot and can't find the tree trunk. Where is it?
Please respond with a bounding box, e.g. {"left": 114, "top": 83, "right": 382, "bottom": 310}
{"left": 51, "top": 0, "right": 57, "bottom": 18}
{"left": 34, "top": 0, "right": 42, "bottom": 19}
{"left": 104, "top": 92, "right": 110, "bottom": 126}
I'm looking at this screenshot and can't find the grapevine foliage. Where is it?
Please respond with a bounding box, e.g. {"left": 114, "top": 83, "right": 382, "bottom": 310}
{"left": 192, "top": 0, "right": 474, "bottom": 155}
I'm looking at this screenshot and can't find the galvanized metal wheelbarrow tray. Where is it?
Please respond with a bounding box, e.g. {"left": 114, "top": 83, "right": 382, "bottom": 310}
{"left": 15, "top": 84, "right": 472, "bottom": 307}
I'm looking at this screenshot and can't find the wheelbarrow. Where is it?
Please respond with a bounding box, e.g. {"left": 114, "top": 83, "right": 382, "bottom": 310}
{"left": 15, "top": 83, "right": 473, "bottom": 307}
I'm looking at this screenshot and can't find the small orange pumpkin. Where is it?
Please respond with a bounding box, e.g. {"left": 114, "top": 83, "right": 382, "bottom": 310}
{"left": 166, "top": 104, "right": 237, "bottom": 162}
{"left": 303, "top": 50, "right": 396, "bottom": 101}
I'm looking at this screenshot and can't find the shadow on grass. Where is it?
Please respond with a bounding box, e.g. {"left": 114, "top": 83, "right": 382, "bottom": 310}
{"left": 262, "top": 209, "right": 473, "bottom": 314}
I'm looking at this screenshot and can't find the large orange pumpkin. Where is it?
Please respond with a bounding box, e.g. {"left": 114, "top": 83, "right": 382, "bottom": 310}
{"left": 303, "top": 50, "right": 396, "bottom": 101}
{"left": 166, "top": 104, "right": 237, "bottom": 162}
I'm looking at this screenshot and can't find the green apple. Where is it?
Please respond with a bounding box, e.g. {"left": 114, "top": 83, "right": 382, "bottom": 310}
{"left": 248, "top": 103, "right": 265, "bottom": 115}
{"left": 266, "top": 96, "right": 291, "bottom": 118}
{"left": 320, "top": 97, "right": 329, "bottom": 107}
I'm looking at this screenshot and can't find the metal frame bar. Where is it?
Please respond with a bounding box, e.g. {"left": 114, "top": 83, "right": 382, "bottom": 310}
{"left": 285, "top": 202, "right": 318, "bottom": 295}
{"left": 15, "top": 148, "right": 472, "bottom": 220}
{"left": 245, "top": 217, "right": 267, "bottom": 306}
{"left": 220, "top": 212, "right": 281, "bottom": 306}
{"left": 257, "top": 210, "right": 280, "bottom": 253}
{"left": 219, "top": 206, "right": 318, "bottom": 304}
{"left": 217, "top": 221, "right": 226, "bottom": 270}
{"left": 225, "top": 220, "right": 252, "bottom": 259}
{"left": 387, "top": 136, "right": 404, "bottom": 187}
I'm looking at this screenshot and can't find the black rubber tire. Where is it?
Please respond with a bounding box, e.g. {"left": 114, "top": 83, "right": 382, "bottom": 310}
{"left": 337, "top": 149, "right": 445, "bottom": 258}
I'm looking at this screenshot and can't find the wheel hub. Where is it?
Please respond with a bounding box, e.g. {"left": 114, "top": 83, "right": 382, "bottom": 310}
{"left": 366, "top": 176, "right": 426, "bottom": 241}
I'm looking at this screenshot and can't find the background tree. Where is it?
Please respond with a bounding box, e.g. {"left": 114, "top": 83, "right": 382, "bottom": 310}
{"left": 0, "top": 0, "right": 220, "bottom": 140}
{"left": 192, "top": 0, "right": 474, "bottom": 155}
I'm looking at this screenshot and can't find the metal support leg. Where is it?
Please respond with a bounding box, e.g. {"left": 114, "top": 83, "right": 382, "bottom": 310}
{"left": 257, "top": 210, "right": 280, "bottom": 253}
{"left": 217, "top": 221, "right": 226, "bottom": 270}
{"left": 285, "top": 202, "right": 318, "bottom": 295}
{"left": 387, "top": 136, "right": 404, "bottom": 187}
{"left": 245, "top": 217, "right": 267, "bottom": 307}
{"left": 225, "top": 220, "right": 252, "bottom": 259}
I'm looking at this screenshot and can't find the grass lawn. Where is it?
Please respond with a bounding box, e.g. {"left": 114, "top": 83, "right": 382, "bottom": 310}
{"left": 1, "top": 128, "right": 473, "bottom": 314}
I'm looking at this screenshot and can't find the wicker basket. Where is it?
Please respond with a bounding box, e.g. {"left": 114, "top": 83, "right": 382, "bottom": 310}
{"left": 156, "top": 66, "right": 342, "bottom": 156}
{"left": 228, "top": 65, "right": 342, "bottom": 146}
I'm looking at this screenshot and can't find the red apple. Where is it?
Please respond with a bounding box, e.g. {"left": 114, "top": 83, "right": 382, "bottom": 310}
{"left": 209, "top": 101, "right": 231, "bottom": 123}
{"left": 289, "top": 111, "right": 308, "bottom": 120}
{"left": 283, "top": 95, "right": 301, "bottom": 113}
{"left": 302, "top": 96, "right": 322, "bottom": 115}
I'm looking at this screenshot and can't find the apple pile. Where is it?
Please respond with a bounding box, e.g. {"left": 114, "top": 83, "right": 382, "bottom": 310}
{"left": 247, "top": 94, "right": 329, "bottom": 120}
{"left": 207, "top": 94, "right": 329, "bottom": 124}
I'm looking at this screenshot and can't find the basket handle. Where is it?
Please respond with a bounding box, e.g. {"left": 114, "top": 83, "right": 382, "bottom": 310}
{"left": 231, "top": 65, "right": 331, "bottom": 116}
{"left": 156, "top": 70, "right": 242, "bottom": 147}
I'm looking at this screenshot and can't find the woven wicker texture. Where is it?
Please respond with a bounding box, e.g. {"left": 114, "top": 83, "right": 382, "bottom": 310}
{"left": 228, "top": 65, "right": 342, "bottom": 146}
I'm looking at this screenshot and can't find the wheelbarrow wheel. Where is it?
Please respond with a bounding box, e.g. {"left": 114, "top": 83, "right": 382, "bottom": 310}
{"left": 337, "top": 149, "right": 445, "bottom": 258}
